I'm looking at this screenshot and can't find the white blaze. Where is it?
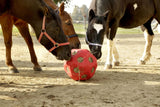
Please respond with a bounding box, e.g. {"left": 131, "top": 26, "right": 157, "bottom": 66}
{"left": 93, "top": 23, "right": 103, "bottom": 33}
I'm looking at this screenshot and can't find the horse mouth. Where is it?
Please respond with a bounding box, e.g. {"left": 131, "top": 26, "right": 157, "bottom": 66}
{"left": 56, "top": 51, "right": 71, "bottom": 61}
{"left": 70, "top": 43, "right": 81, "bottom": 49}
{"left": 69, "top": 39, "right": 81, "bottom": 49}
{"left": 56, "top": 56, "right": 71, "bottom": 61}
{"left": 91, "top": 51, "right": 102, "bottom": 59}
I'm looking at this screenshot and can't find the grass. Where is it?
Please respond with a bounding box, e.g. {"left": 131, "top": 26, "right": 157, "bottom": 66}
{"left": 0, "top": 23, "right": 149, "bottom": 37}
{"left": 117, "top": 27, "right": 143, "bottom": 34}
{"left": 73, "top": 23, "right": 87, "bottom": 34}
{"left": 0, "top": 25, "right": 23, "bottom": 36}
{"left": 74, "top": 23, "right": 143, "bottom": 37}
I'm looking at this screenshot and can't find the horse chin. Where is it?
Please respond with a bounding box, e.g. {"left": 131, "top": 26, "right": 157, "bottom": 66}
{"left": 56, "top": 56, "right": 71, "bottom": 61}
{"left": 70, "top": 43, "right": 81, "bottom": 49}
{"left": 56, "top": 53, "right": 71, "bottom": 61}
{"left": 55, "top": 47, "right": 71, "bottom": 61}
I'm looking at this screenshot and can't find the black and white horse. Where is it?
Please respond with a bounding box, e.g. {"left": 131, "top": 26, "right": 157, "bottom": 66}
{"left": 86, "top": 0, "right": 160, "bottom": 69}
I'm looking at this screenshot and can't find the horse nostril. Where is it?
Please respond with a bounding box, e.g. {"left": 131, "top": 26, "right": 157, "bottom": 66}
{"left": 67, "top": 52, "right": 71, "bottom": 60}
{"left": 67, "top": 51, "right": 71, "bottom": 58}
{"left": 68, "top": 53, "right": 71, "bottom": 57}
{"left": 95, "top": 46, "right": 99, "bottom": 50}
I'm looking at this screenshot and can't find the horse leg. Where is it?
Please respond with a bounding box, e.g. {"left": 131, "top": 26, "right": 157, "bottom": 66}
{"left": 112, "top": 44, "right": 120, "bottom": 66}
{"left": 14, "top": 20, "right": 42, "bottom": 71}
{"left": 139, "top": 20, "right": 154, "bottom": 65}
{"left": 104, "top": 39, "right": 114, "bottom": 69}
{"left": 104, "top": 21, "right": 119, "bottom": 69}
{"left": 1, "top": 17, "right": 19, "bottom": 73}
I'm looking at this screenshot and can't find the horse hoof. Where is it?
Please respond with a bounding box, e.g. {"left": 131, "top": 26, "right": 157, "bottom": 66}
{"left": 138, "top": 60, "right": 146, "bottom": 65}
{"left": 104, "top": 64, "right": 112, "bottom": 69}
{"left": 113, "top": 61, "right": 120, "bottom": 66}
{"left": 33, "top": 66, "right": 42, "bottom": 71}
{"left": 8, "top": 68, "right": 19, "bottom": 73}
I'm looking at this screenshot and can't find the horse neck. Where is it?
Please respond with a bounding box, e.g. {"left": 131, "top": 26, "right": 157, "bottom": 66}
{"left": 9, "top": 0, "right": 44, "bottom": 38}
{"left": 44, "top": 0, "right": 58, "bottom": 10}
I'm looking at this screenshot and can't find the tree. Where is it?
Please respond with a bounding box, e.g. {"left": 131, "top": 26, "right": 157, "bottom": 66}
{"left": 71, "top": 6, "right": 83, "bottom": 21}
{"left": 71, "top": 5, "right": 89, "bottom": 21}
{"left": 53, "top": 0, "right": 71, "bottom": 4}
{"left": 80, "top": 5, "right": 88, "bottom": 30}
{"left": 80, "top": 5, "right": 89, "bottom": 20}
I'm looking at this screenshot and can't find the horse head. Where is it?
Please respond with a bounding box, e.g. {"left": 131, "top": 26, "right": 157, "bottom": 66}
{"left": 58, "top": 2, "right": 81, "bottom": 49}
{"left": 86, "top": 9, "right": 110, "bottom": 59}
{"left": 37, "top": 3, "right": 71, "bottom": 60}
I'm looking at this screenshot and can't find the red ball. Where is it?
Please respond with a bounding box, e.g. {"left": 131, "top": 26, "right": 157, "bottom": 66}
{"left": 64, "top": 49, "right": 97, "bottom": 81}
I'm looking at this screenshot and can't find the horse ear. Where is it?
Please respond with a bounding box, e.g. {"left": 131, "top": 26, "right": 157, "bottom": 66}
{"left": 89, "top": 9, "right": 95, "bottom": 22}
{"left": 59, "top": 2, "right": 65, "bottom": 14}
{"left": 103, "top": 10, "right": 110, "bottom": 21}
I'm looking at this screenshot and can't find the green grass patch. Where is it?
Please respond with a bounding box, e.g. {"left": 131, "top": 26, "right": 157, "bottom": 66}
{"left": 77, "top": 33, "right": 85, "bottom": 38}
{"left": 117, "top": 28, "right": 143, "bottom": 34}
{"left": 73, "top": 23, "right": 87, "bottom": 34}
{"left": 0, "top": 23, "right": 143, "bottom": 37}
{"left": 0, "top": 28, "right": 2, "bottom": 36}
{"left": 0, "top": 26, "right": 21, "bottom": 36}
{"left": 73, "top": 23, "right": 143, "bottom": 35}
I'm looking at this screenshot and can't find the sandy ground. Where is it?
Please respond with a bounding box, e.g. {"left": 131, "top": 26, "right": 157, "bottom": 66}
{"left": 0, "top": 34, "right": 160, "bottom": 107}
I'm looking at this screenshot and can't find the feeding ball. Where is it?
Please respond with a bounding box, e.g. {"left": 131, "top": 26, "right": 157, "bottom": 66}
{"left": 64, "top": 49, "right": 97, "bottom": 81}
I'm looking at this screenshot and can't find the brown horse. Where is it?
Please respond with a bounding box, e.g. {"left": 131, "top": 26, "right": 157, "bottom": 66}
{"left": 0, "top": 0, "right": 72, "bottom": 73}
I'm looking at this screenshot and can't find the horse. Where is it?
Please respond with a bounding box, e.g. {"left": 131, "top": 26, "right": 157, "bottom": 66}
{"left": 86, "top": 0, "right": 160, "bottom": 69}
{"left": 0, "top": 0, "right": 80, "bottom": 73}
{"left": 0, "top": 0, "right": 71, "bottom": 73}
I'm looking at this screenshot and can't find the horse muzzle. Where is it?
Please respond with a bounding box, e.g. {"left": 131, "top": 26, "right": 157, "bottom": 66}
{"left": 91, "top": 50, "right": 102, "bottom": 59}
{"left": 56, "top": 45, "right": 71, "bottom": 61}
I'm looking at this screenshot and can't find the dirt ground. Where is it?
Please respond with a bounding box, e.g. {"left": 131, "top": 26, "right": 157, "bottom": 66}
{"left": 0, "top": 34, "right": 160, "bottom": 107}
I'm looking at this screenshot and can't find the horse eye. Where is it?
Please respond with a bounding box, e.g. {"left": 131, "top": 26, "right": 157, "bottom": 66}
{"left": 65, "top": 20, "right": 71, "bottom": 25}
{"left": 54, "top": 27, "right": 60, "bottom": 34}
{"left": 65, "top": 22, "right": 71, "bottom": 25}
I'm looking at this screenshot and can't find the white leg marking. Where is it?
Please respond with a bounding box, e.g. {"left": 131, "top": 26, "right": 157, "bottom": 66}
{"left": 112, "top": 43, "right": 119, "bottom": 64}
{"left": 104, "top": 39, "right": 113, "bottom": 69}
{"left": 140, "top": 30, "right": 154, "bottom": 64}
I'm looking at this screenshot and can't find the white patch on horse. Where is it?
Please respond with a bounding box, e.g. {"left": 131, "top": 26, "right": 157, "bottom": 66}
{"left": 93, "top": 24, "right": 103, "bottom": 33}
{"left": 104, "top": 39, "right": 113, "bottom": 69}
{"left": 133, "top": 3, "right": 138, "bottom": 10}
